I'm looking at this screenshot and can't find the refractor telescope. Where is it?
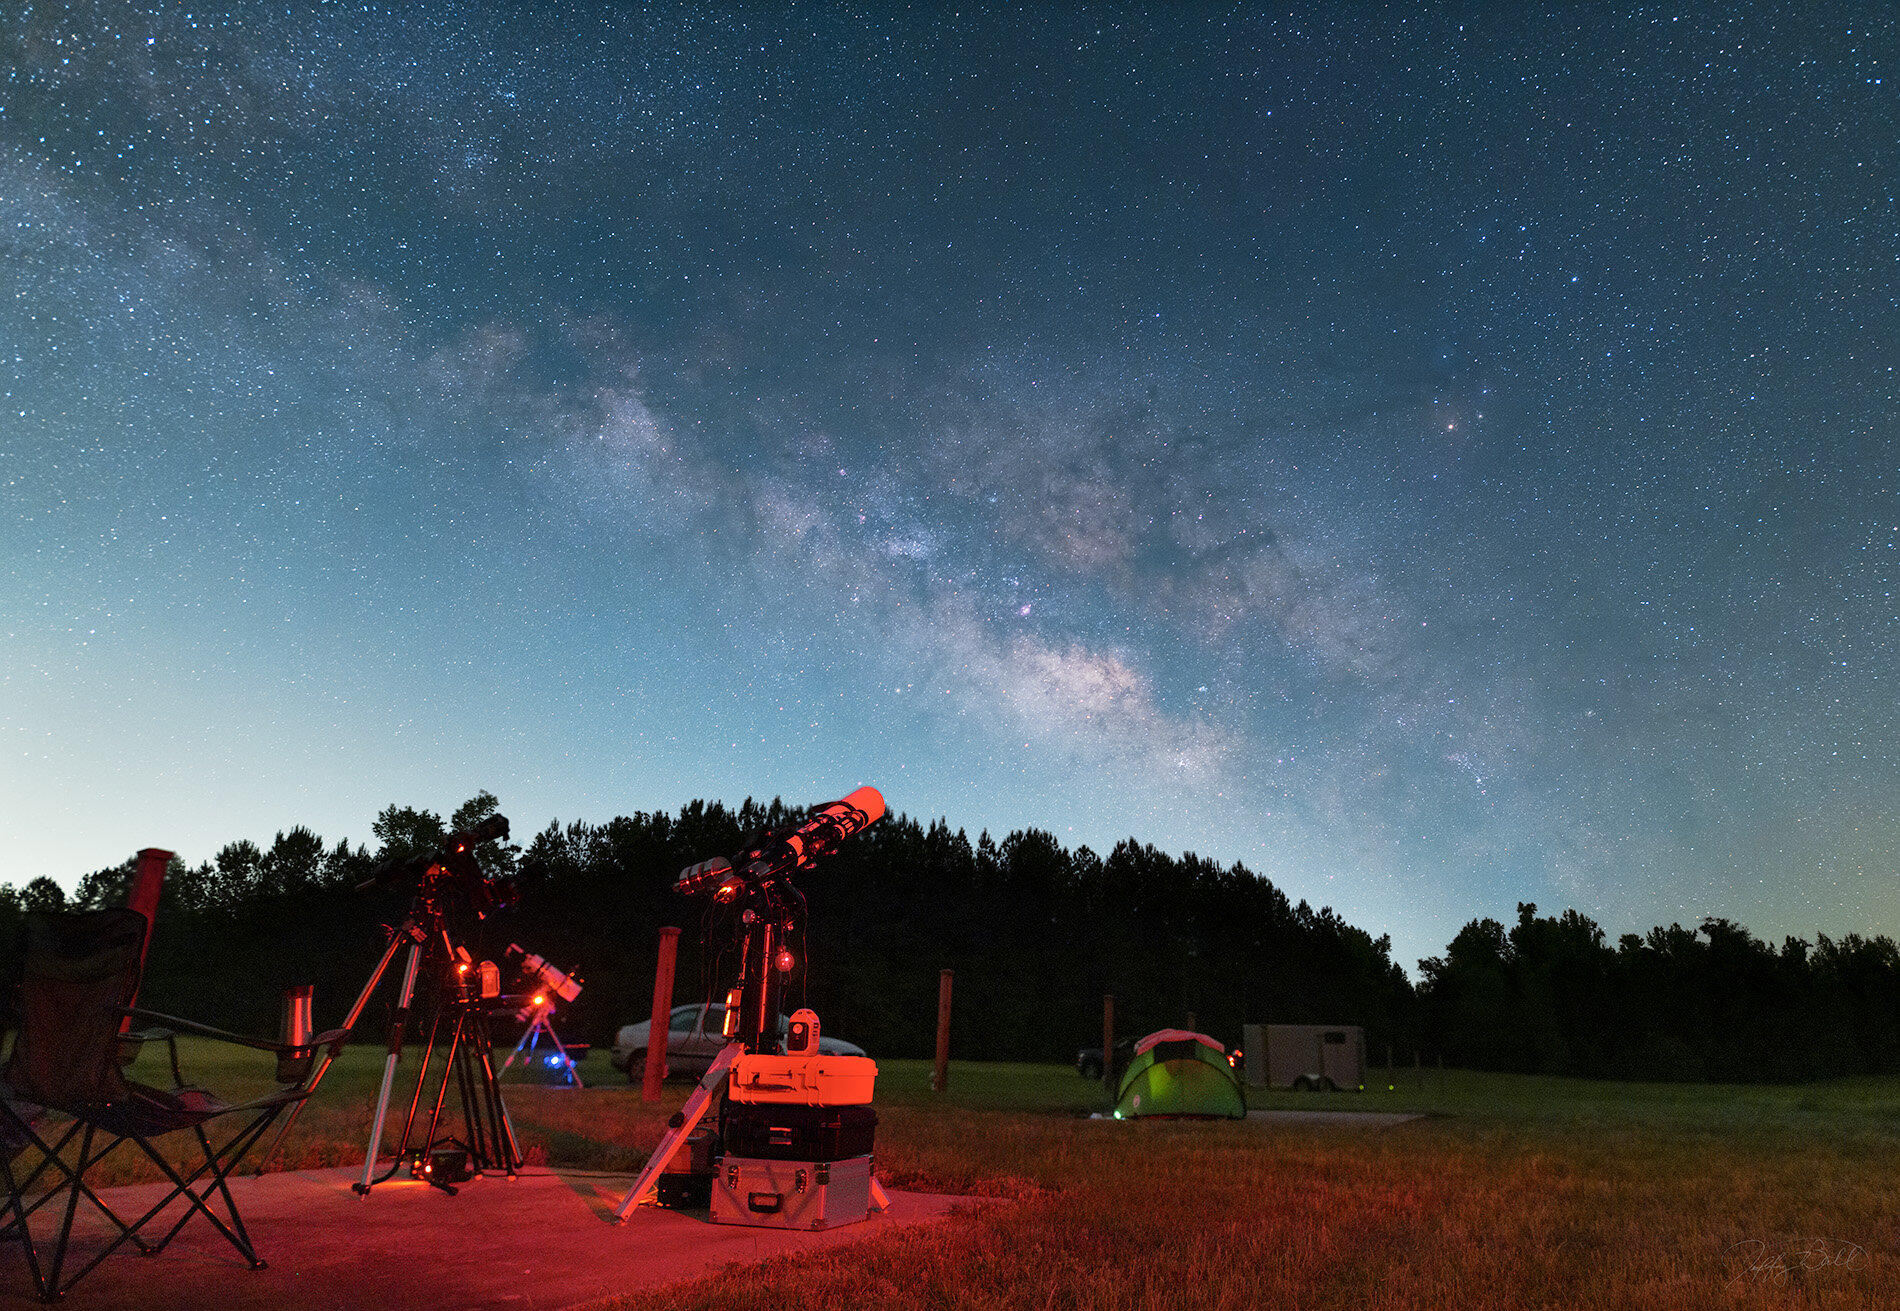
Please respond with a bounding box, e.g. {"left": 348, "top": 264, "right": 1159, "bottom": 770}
{"left": 675, "top": 786, "right": 886, "bottom": 901}
{"left": 674, "top": 786, "right": 885, "bottom": 1056}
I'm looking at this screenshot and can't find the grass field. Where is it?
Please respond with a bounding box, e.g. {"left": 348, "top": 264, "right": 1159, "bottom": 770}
{"left": 27, "top": 1041, "right": 1900, "bottom": 1307}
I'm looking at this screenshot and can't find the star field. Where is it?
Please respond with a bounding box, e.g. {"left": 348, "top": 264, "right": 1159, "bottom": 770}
{"left": 3, "top": 4, "right": 1896, "bottom": 973}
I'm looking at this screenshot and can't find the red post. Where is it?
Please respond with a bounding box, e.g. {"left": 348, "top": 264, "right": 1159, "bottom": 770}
{"left": 118, "top": 848, "right": 171, "bottom": 1032}
{"left": 126, "top": 848, "right": 171, "bottom": 967}
{"left": 642, "top": 927, "right": 681, "bottom": 1103}
{"left": 932, "top": 969, "right": 954, "bottom": 1093}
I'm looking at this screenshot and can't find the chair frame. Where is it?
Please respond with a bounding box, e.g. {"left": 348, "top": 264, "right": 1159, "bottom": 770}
{"left": 2, "top": 911, "right": 319, "bottom": 1301}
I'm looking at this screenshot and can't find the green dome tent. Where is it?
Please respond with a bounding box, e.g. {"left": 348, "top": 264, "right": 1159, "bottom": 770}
{"left": 1114, "top": 1029, "right": 1246, "bottom": 1119}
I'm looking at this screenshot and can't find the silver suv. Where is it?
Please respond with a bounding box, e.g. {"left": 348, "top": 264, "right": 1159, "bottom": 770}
{"left": 610, "top": 1002, "right": 866, "bottom": 1081}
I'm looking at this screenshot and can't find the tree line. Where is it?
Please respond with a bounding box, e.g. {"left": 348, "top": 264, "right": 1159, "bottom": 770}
{"left": 5, "top": 794, "right": 1897, "bottom": 1082}
{"left": 1416, "top": 901, "right": 1900, "bottom": 1082}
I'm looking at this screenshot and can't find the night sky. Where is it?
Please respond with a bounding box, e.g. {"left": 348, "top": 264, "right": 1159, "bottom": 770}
{"left": 4, "top": 4, "right": 1895, "bottom": 975}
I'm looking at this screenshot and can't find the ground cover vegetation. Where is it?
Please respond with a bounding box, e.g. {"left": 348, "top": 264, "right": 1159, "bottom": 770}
{"left": 46, "top": 1044, "right": 1900, "bottom": 1308}
{"left": 6, "top": 793, "right": 1900, "bottom": 1082}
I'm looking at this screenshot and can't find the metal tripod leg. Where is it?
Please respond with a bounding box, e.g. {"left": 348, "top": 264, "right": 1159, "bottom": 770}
{"left": 496, "top": 1011, "right": 543, "bottom": 1076}
{"left": 256, "top": 920, "right": 414, "bottom": 1174}
{"left": 354, "top": 939, "right": 424, "bottom": 1196}
{"left": 384, "top": 992, "right": 459, "bottom": 1190}
{"left": 539, "top": 1017, "right": 584, "bottom": 1088}
{"left": 499, "top": 1008, "right": 584, "bottom": 1087}
{"left": 470, "top": 1011, "right": 523, "bottom": 1174}
{"left": 613, "top": 1042, "right": 740, "bottom": 1220}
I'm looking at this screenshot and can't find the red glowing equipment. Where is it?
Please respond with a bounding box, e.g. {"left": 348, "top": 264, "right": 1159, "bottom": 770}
{"left": 671, "top": 787, "right": 884, "bottom": 1058}
{"left": 617, "top": 786, "right": 888, "bottom": 1225}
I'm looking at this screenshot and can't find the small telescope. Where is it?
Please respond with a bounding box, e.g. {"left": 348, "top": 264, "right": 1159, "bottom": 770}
{"left": 506, "top": 944, "right": 582, "bottom": 1009}
{"left": 359, "top": 814, "right": 519, "bottom": 917}
{"left": 497, "top": 945, "right": 587, "bottom": 1083}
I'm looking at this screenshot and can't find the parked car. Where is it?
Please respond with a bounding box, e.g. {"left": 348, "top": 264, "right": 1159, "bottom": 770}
{"left": 611, "top": 1001, "right": 866, "bottom": 1081}
{"left": 1076, "top": 1037, "right": 1135, "bottom": 1083}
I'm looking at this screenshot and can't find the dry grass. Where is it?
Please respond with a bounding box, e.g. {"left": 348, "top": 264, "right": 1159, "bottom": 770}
{"left": 15, "top": 1043, "right": 1900, "bottom": 1307}
{"left": 601, "top": 1060, "right": 1900, "bottom": 1311}
{"left": 630, "top": 1110, "right": 1897, "bottom": 1309}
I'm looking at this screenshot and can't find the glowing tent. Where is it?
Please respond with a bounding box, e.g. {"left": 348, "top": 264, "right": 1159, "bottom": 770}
{"left": 1114, "top": 1029, "right": 1246, "bottom": 1119}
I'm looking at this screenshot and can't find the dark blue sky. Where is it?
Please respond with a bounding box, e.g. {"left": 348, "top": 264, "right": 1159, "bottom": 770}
{"left": 4, "top": 4, "right": 1895, "bottom": 973}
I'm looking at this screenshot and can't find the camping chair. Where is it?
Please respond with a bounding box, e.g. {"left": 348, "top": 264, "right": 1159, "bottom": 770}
{"left": 0, "top": 908, "right": 319, "bottom": 1301}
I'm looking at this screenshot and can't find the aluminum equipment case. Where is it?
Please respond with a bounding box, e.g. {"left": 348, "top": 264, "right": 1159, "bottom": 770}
{"left": 711, "top": 1154, "right": 872, "bottom": 1230}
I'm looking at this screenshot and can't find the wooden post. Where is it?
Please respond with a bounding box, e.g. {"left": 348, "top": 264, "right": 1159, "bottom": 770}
{"left": 931, "top": 969, "right": 953, "bottom": 1092}
{"left": 1102, "top": 993, "right": 1115, "bottom": 1094}
{"left": 642, "top": 927, "right": 681, "bottom": 1104}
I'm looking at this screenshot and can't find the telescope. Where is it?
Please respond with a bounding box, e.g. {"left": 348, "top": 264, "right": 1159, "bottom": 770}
{"left": 506, "top": 944, "right": 582, "bottom": 1008}
{"left": 675, "top": 786, "right": 885, "bottom": 898}
{"left": 358, "top": 814, "right": 519, "bottom": 917}
{"left": 674, "top": 786, "right": 885, "bottom": 1057}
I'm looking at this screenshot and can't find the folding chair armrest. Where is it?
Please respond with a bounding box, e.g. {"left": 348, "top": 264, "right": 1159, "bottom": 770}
{"left": 115, "top": 1024, "right": 186, "bottom": 1082}
{"left": 121, "top": 1008, "right": 295, "bottom": 1055}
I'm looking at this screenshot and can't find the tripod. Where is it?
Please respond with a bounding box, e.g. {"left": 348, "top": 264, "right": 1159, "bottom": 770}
{"left": 254, "top": 876, "right": 521, "bottom": 1192}
{"left": 497, "top": 1000, "right": 585, "bottom": 1088}
{"left": 362, "top": 955, "right": 521, "bottom": 1194}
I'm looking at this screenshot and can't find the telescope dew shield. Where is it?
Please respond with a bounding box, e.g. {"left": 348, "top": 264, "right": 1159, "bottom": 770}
{"left": 774, "top": 786, "right": 885, "bottom": 874}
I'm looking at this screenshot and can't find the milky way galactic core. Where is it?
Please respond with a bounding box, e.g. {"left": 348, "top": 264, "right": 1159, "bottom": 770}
{"left": 3, "top": 5, "right": 1895, "bottom": 971}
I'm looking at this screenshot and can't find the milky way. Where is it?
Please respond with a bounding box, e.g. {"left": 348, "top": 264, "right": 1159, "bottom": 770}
{"left": 3, "top": 5, "right": 1895, "bottom": 972}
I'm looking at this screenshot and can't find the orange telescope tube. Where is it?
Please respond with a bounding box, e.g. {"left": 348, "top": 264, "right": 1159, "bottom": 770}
{"left": 675, "top": 785, "right": 886, "bottom": 894}
{"left": 781, "top": 785, "right": 885, "bottom": 869}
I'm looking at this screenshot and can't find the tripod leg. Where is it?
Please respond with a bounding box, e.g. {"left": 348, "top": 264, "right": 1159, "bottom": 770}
{"left": 544, "top": 1017, "right": 584, "bottom": 1088}
{"left": 256, "top": 921, "right": 413, "bottom": 1174}
{"left": 418, "top": 1003, "right": 466, "bottom": 1175}
{"left": 383, "top": 992, "right": 455, "bottom": 1189}
{"left": 497, "top": 1011, "right": 540, "bottom": 1076}
{"left": 470, "top": 1013, "right": 522, "bottom": 1175}
{"left": 355, "top": 940, "right": 424, "bottom": 1196}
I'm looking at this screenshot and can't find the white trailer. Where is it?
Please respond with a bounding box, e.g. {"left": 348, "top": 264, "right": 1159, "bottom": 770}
{"left": 1242, "top": 1023, "right": 1366, "bottom": 1091}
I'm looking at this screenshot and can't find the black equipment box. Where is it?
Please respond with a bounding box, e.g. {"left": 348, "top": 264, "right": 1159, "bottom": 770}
{"left": 711, "top": 1154, "right": 871, "bottom": 1231}
{"left": 655, "top": 1171, "right": 714, "bottom": 1210}
{"left": 722, "top": 1102, "right": 877, "bottom": 1161}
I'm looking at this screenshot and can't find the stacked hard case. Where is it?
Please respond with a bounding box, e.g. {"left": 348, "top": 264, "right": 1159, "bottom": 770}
{"left": 711, "top": 1015, "right": 879, "bottom": 1230}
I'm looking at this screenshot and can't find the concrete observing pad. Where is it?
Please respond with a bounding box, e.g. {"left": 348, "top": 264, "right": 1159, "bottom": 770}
{"left": 0, "top": 1166, "right": 963, "bottom": 1310}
